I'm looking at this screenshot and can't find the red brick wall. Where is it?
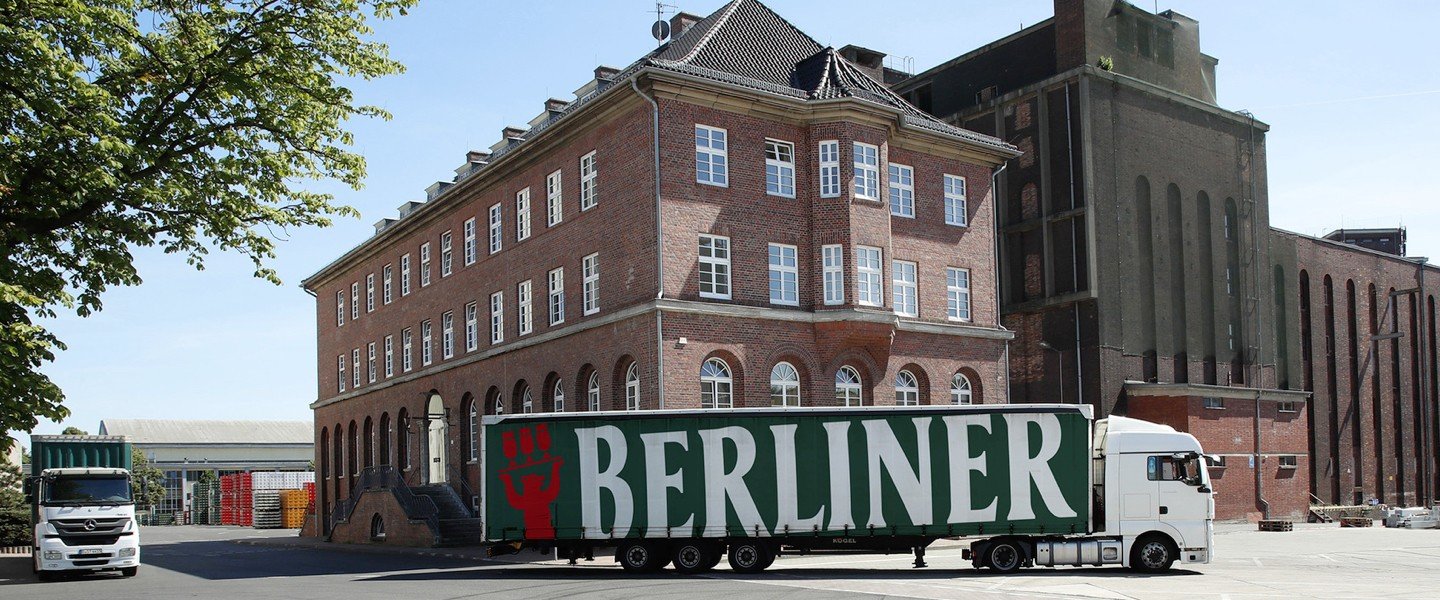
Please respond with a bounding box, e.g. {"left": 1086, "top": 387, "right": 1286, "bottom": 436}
{"left": 329, "top": 489, "right": 435, "bottom": 547}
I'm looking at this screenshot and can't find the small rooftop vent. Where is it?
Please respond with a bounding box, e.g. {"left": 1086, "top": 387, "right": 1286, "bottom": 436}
{"left": 424, "top": 181, "right": 452, "bottom": 201}
{"left": 454, "top": 150, "right": 490, "bottom": 180}
{"left": 489, "top": 126, "right": 528, "bottom": 154}
{"left": 396, "top": 200, "right": 425, "bottom": 218}
{"left": 374, "top": 218, "right": 397, "bottom": 234}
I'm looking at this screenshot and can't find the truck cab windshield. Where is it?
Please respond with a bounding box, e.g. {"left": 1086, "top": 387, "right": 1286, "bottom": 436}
{"left": 44, "top": 476, "right": 133, "bottom": 505}
{"left": 1148, "top": 455, "right": 1204, "bottom": 486}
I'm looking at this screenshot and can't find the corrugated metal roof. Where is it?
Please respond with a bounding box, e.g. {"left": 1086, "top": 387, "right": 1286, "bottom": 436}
{"left": 97, "top": 419, "right": 311, "bottom": 445}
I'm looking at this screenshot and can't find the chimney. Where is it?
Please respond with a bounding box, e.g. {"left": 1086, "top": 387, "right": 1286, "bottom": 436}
{"left": 490, "top": 126, "right": 529, "bottom": 154}
{"left": 529, "top": 98, "right": 572, "bottom": 128}
{"left": 574, "top": 65, "right": 622, "bottom": 101}
{"left": 454, "top": 151, "right": 490, "bottom": 180}
{"left": 838, "top": 45, "right": 887, "bottom": 82}
{"left": 670, "top": 12, "right": 702, "bottom": 38}
{"left": 594, "top": 65, "right": 620, "bottom": 82}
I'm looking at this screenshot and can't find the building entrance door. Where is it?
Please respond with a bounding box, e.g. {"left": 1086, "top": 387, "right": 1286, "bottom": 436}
{"left": 427, "top": 393, "right": 448, "bottom": 484}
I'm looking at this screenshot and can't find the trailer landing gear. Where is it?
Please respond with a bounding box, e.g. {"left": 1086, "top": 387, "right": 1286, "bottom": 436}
{"left": 912, "top": 545, "right": 927, "bottom": 568}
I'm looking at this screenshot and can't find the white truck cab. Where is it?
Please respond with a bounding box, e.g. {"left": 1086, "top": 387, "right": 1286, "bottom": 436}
{"left": 31, "top": 467, "right": 141, "bottom": 579}
{"left": 1096, "top": 416, "right": 1215, "bottom": 569}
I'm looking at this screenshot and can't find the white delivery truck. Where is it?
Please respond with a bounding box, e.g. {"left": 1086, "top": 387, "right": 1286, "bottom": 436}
{"left": 27, "top": 435, "right": 141, "bottom": 579}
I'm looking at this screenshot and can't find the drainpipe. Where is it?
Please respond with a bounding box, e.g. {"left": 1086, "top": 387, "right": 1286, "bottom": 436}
{"left": 992, "top": 162, "right": 1010, "bottom": 403}
{"left": 1255, "top": 389, "right": 1270, "bottom": 519}
{"left": 1062, "top": 84, "right": 1084, "bottom": 407}
{"left": 633, "top": 77, "right": 665, "bottom": 409}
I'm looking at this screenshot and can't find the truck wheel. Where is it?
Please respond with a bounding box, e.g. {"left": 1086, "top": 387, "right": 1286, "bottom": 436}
{"left": 1130, "top": 535, "right": 1176, "bottom": 573}
{"left": 617, "top": 541, "right": 666, "bottom": 572}
{"left": 726, "top": 540, "right": 772, "bottom": 573}
{"left": 672, "top": 541, "right": 720, "bottom": 574}
{"left": 986, "top": 539, "right": 1025, "bottom": 573}
{"left": 121, "top": 566, "right": 139, "bottom": 577}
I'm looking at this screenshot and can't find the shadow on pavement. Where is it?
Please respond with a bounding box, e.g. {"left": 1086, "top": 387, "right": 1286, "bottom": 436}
{"left": 140, "top": 539, "right": 482, "bottom": 580}
{"left": 358, "top": 563, "right": 1201, "bottom": 582}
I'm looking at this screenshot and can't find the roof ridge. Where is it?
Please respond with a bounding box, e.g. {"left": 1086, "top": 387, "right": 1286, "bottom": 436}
{"left": 674, "top": 0, "right": 746, "bottom": 65}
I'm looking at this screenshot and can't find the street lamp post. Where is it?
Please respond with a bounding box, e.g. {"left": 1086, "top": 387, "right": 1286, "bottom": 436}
{"left": 1039, "top": 341, "right": 1064, "bottom": 404}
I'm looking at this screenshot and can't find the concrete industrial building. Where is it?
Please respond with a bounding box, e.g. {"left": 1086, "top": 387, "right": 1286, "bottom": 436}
{"left": 302, "top": 0, "right": 1018, "bottom": 542}
{"left": 98, "top": 419, "right": 313, "bottom": 515}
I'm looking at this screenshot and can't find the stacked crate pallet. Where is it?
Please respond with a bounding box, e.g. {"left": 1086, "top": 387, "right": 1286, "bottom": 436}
{"left": 252, "top": 490, "right": 283, "bottom": 529}
{"left": 279, "top": 490, "right": 309, "bottom": 529}
{"left": 237, "top": 472, "right": 253, "bottom": 527}
{"left": 219, "top": 474, "right": 236, "bottom": 525}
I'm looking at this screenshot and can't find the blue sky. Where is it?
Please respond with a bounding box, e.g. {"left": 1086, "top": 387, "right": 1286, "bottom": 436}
{"left": 23, "top": 1, "right": 1440, "bottom": 442}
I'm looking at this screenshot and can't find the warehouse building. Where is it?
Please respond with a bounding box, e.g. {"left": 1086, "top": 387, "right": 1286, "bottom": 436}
{"left": 97, "top": 419, "right": 312, "bottom": 516}
{"left": 302, "top": 0, "right": 1018, "bottom": 542}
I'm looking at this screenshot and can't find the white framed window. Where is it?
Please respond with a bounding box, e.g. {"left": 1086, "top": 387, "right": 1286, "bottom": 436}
{"left": 337, "top": 355, "right": 346, "bottom": 393}
{"left": 1278, "top": 400, "right": 1298, "bottom": 413}
{"left": 944, "top": 174, "right": 968, "bottom": 226}
{"left": 383, "top": 265, "right": 393, "bottom": 305}
{"left": 587, "top": 372, "right": 601, "bottom": 411}
{"left": 855, "top": 246, "right": 883, "bottom": 307}
{"left": 401, "top": 328, "right": 413, "bottom": 372}
{"left": 553, "top": 380, "right": 566, "bottom": 413}
{"left": 367, "top": 342, "right": 377, "bottom": 384}
{"left": 441, "top": 311, "right": 454, "bottom": 359}
{"left": 582, "top": 253, "right": 600, "bottom": 315}
{"left": 770, "top": 362, "right": 800, "bottom": 407}
{"left": 488, "top": 203, "right": 503, "bottom": 254}
{"left": 365, "top": 274, "right": 375, "bottom": 312}
{"left": 515, "top": 187, "right": 531, "bottom": 241}
{"left": 548, "top": 267, "right": 565, "bottom": 326}
{"left": 547, "top": 169, "right": 563, "bottom": 226}
{"left": 951, "top": 372, "right": 973, "bottom": 405}
{"left": 521, "top": 387, "right": 533, "bottom": 414}
{"left": 383, "top": 335, "right": 394, "bottom": 378}
{"left": 625, "top": 363, "right": 640, "bottom": 410}
{"left": 768, "top": 243, "right": 798, "bottom": 306}
{"left": 336, "top": 291, "right": 345, "bottom": 326}
{"left": 518, "top": 280, "right": 533, "bottom": 336}
{"left": 765, "top": 139, "right": 795, "bottom": 197}
{"left": 823, "top": 245, "right": 844, "bottom": 305}
{"left": 440, "top": 231, "right": 453, "bottom": 277}
{"left": 893, "top": 260, "right": 918, "bottom": 317}
{"left": 468, "top": 402, "right": 479, "bottom": 462}
{"left": 836, "top": 366, "right": 863, "bottom": 407}
{"left": 818, "top": 140, "right": 840, "bottom": 198}
{"left": 351, "top": 348, "right": 361, "bottom": 388}
{"left": 1278, "top": 455, "right": 1298, "bottom": 469}
{"left": 350, "top": 283, "right": 359, "bottom": 320}
{"left": 695, "top": 125, "right": 729, "bottom": 186}
{"left": 579, "top": 151, "right": 597, "bottom": 210}
{"left": 400, "top": 254, "right": 412, "bottom": 296}
{"left": 895, "top": 370, "right": 919, "bottom": 406}
{"left": 700, "top": 358, "right": 733, "bottom": 409}
{"left": 889, "top": 163, "right": 915, "bottom": 217}
{"left": 493, "top": 396, "right": 504, "bottom": 416}
{"left": 463, "top": 218, "right": 477, "bottom": 265}
{"left": 946, "top": 267, "right": 972, "bottom": 322}
{"left": 464, "top": 301, "right": 478, "bottom": 352}
{"left": 419, "top": 243, "right": 432, "bottom": 287}
{"left": 421, "top": 320, "right": 433, "bottom": 366}
{"left": 853, "top": 142, "right": 879, "bottom": 200}
{"left": 490, "top": 291, "right": 504, "bottom": 345}
{"left": 698, "top": 234, "right": 731, "bottom": 300}
{"left": 1204, "top": 397, "right": 1224, "bottom": 410}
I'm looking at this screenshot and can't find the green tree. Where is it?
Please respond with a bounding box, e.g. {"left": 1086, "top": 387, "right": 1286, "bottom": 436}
{"left": 59, "top": 426, "right": 87, "bottom": 435}
{"left": 129, "top": 448, "right": 164, "bottom": 509}
{"left": 0, "top": 462, "right": 25, "bottom": 546}
{"left": 0, "top": 0, "right": 415, "bottom": 447}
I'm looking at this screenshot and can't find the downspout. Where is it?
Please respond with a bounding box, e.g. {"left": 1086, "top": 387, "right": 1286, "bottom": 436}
{"left": 1063, "top": 84, "right": 1084, "bottom": 406}
{"left": 992, "top": 162, "right": 1010, "bottom": 403}
{"left": 1256, "top": 389, "right": 1270, "bottom": 519}
{"left": 632, "top": 77, "right": 665, "bottom": 409}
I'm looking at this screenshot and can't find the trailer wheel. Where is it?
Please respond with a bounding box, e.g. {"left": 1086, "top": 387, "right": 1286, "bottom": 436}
{"left": 726, "top": 540, "right": 772, "bottom": 573}
{"left": 617, "top": 541, "right": 666, "bottom": 572}
{"left": 672, "top": 541, "right": 720, "bottom": 574}
{"left": 986, "top": 539, "right": 1025, "bottom": 573}
{"left": 1130, "top": 534, "right": 1176, "bottom": 573}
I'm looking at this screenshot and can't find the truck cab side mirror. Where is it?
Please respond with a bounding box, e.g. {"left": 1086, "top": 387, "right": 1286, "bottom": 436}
{"left": 1198, "top": 485, "right": 1212, "bottom": 493}
{"left": 22, "top": 477, "right": 34, "bottom": 504}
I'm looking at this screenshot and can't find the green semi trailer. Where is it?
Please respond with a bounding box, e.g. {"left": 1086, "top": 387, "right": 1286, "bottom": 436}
{"left": 482, "top": 404, "right": 1215, "bottom": 573}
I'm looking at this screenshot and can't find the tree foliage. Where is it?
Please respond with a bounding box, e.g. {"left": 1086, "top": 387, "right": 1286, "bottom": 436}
{"left": 60, "top": 426, "right": 87, "bottom": 435}
{"left": 0, "top": 0, "right": 414, "bottom": 444}
{"left": 130, "top": 447, "right": 164, "bottom": 509}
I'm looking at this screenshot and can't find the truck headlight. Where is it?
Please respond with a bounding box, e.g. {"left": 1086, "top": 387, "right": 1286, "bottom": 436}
{"left": 43, "top": 550, "right": 62, "bottom": 560}
{"left": 118, "top": 547, "right": 136, "bottom": 557}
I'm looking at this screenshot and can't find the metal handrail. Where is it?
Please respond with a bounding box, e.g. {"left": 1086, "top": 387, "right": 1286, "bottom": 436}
{"left": 448, "top": 465, "right": 478, "bottom": 517}
{"left": 326, "top": 466, "right": 441, "bottom": 543}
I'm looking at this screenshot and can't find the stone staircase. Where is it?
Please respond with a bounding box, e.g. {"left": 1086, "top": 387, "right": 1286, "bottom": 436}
{"left": 411, "top": 484, "right": 485, "bottom": 547}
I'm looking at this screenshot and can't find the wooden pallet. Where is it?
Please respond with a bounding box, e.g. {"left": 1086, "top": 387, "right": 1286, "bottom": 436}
{"left": 1258, "top": 519, "right": 1294, "bottom": 532}
{"left": 1340, "top": 517, "right": 1373, "bottom": 528}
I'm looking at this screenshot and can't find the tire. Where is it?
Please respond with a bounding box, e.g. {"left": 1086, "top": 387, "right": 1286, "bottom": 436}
{"left": 672, "top": 541, "right": 720, "bottom": 574}
{"left": 758, "top": 545, "right": 777, "bottom": 570}
{"left": 726, "top": 540, "right": 772, "bottom": 573}
{"left": 617, "top": 541, "right": 666, "bottom": 572}
{"left": 1130, "top": 534, "right": 1177, "bottom": 573}
{"left": 701, "top": 547, "right": 724, "bottom": 571}
{"left": 121, "top": 566, "right": 139, "bottom": 578}
{"left": 986, "top": 539, "right": 1025, "bottom": 573}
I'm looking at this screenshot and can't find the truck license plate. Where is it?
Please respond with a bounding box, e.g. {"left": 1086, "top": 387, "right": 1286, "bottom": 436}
{"left": 77, "top": 548, "right": 103, "bottom": 555}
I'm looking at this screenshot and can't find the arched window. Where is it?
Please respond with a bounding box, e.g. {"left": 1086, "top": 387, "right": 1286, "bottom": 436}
{"left": 396, "top": 409, "right": 410, "bottom": 470}
{"left": 895, "top": 370, "right": 919, "bottom": 406}
{"left": 362, "top": 417, "right": 374, "bottom": 469}
{"left": 553, "top": 380, "right": 566, "bottom": 412}
{"left": 588, "top": 372, "right": 601, "bottom": 411}
{"left": 625, "top": 363, "right": 640, "bottom": 410}
{"left": 770, "top": 362, "right": 800, "bottom": 406}
{"left": 333, "top": 422, "right": 344, "bottom": 478}
{"left": 348, "top": 421, "right": 359, "bottom": 478}
{"left": 952, "top": 372, "right": 973, "bottom": 405}
{"left": 835, "top": 366, "right": 863, "bottom": 406}
{"left": 700, "top": 358, "right": 733, "bottom": 409}
{"left": 468, "top": 400, "right": 479, "bottom": 462}
{"left": 521, "top": 387, "right": 534, "bottom": 414}
{"left": 493, "top": 394, "right": 505, "bottom": 415}
{"left": 378, "top": 412, "right": 391, "bottom": 466}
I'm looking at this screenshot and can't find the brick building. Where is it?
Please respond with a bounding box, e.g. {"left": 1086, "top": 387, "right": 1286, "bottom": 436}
{"left": 300, "top": 0, "right": 1017, "bottom": 542}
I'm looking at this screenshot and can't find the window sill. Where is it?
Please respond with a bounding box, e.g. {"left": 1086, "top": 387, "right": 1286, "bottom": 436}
{"left": 697, "top": 179, "right": 729, "bottom": 188}
{"left": 584, "top": 309, "right": 600, "bottom": 316}
{"left": 699, "top": 294, "right": 731, "bottom": 301}
{"left": 766, "top": 192, "right": 796, "bottom": 199}
{"left": 891, "top": 213, "right": 916, "bottom": 219}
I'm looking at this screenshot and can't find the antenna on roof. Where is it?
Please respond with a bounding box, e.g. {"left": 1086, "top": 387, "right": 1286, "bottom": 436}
{"left": 652, "top": 2, "right": 678, "bottom": 46}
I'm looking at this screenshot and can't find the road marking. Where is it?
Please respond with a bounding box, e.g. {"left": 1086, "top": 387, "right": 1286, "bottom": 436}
{"left": 1251, "top": 557, "right": 1263, "bottom": 567}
